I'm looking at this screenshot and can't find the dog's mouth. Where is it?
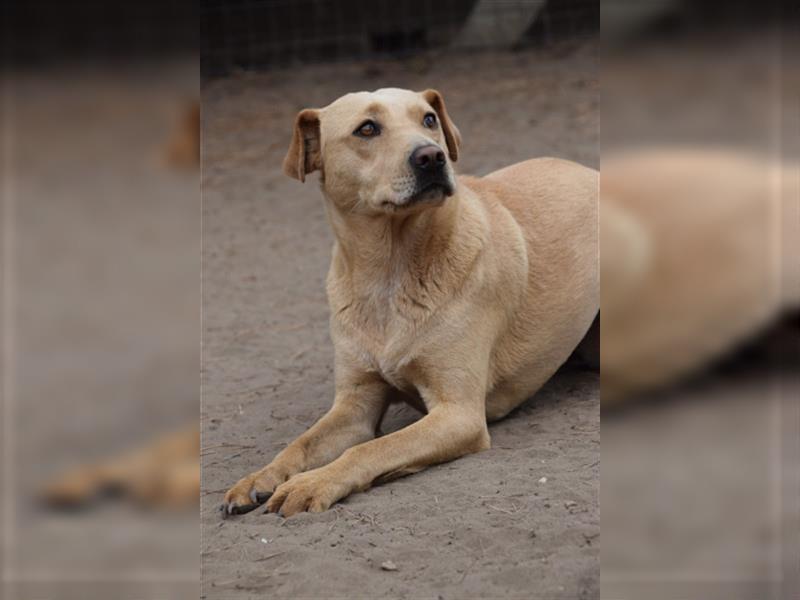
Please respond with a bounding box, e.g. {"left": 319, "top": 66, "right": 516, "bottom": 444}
{"left": 379, "top": 173, "right": 455, "bottom": 211}
{"left": 388, "top": 181, "right": 453, "bottom": 209}
{"left": 412, "top": 180, "right": 453, "bottom": 201}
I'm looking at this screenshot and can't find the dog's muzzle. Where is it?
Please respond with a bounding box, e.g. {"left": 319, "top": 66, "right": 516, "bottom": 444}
{"left": 407, "top": 144, "right": 454, "bottom": 203}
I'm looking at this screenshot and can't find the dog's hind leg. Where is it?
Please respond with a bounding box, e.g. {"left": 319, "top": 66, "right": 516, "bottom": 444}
{"left": 485, "top": 367, "right": 557, "bottom": 423}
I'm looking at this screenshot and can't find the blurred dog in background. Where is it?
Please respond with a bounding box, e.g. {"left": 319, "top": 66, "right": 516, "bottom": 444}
{"left": 39, "top": 100, "right": 201, "bottom": 511}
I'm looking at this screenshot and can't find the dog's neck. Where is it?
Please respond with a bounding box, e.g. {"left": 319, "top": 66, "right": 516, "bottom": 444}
{"left": 323, "top": 188, "right": 483, "bottom": 304}
{"left": 327, "top": 193, "right": 458, "bottom": 276}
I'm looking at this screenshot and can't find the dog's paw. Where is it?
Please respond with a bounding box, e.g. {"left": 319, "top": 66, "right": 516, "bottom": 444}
{"left": 265, "top": 469, "right": 347, "bottom": 518}
{"left": 39, "top": 468, "right": 105, "bottom": 509}
{"left": 220, "top": 466, "right": 287, "bottom": 518}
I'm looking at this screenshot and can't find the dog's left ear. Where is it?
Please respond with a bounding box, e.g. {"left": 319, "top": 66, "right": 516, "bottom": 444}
{"left": 421, "top": 89, "right": 461, "bottom": 162}
{"left": 283, "top": 108, "right": 321, "bottom": 182}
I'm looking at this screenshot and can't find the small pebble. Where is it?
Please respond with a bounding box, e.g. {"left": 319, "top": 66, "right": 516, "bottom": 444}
{"left": 381, "top": 560, "right": 398, "bottom": 571}
{"left": 538, "top": 476, "right": 547, "bottom": 484}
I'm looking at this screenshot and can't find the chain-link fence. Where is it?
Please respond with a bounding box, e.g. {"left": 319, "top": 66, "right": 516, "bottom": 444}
{"left": 200, "top": 0, "right": 599, "bottom": 77}
{"left": 3, "top": 1, "right": 197, "bottom": 67}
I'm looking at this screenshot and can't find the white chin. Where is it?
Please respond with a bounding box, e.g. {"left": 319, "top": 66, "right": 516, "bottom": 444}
{"left": 380, "top": 186, "right": 449, "bottom": 211}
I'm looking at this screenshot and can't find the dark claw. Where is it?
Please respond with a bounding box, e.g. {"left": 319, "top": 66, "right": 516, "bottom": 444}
{"left": 250, "top": 489, "right": 273, "bottom": 505}
{"left": 219, "top": 501, "right": 261, "bottom": 518}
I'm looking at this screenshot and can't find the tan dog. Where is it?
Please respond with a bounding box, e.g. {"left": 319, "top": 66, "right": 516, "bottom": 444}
{"left": 222, "top": 88, "right": 598, "bottom": 517}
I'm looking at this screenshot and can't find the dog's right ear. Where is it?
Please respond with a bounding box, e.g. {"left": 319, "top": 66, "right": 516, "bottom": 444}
{"left": 421, "top": 89, "right": 461, "bottom": 162}
{"left": 282, "top": 109, "right": 321, "bottom": 182}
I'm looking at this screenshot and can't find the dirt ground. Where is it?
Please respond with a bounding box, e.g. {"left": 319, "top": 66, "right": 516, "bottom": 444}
{"left": 201, "top": 43, "right": 599, "bottom": 599}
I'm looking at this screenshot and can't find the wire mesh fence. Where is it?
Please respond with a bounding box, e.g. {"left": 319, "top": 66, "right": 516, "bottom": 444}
{"left": 200, "top": 0, "right": 599, "bottom": 77}
{"left": 4, "top": 1, "right": 197, "bottom": 67}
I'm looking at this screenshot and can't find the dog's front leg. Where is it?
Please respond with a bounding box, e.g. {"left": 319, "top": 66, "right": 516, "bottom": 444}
{"left": 265, "top": 399, "right": 490, "bottom": 517}
{"left": 221, "top": 375, "right": 389, "bottom": 516}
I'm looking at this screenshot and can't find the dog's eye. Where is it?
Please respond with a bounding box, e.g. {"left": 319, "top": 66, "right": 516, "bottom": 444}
{"left": 423, "top": 113, "right": 437, "bottom": 128}
{"left": 354, "top": 120, "right": 380, "bottom": 138}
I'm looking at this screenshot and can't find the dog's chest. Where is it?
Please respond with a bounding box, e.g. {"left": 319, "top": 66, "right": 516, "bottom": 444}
{"left": 372, "top": 337, "right": 417, "bottom": 392}
{"left": 334, "top": 303, "right": 427, "bottom": 393}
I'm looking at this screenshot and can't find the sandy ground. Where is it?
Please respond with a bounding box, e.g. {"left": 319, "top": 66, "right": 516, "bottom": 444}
{"left": 201, "top": 43, "right": 598, "bottom": 598}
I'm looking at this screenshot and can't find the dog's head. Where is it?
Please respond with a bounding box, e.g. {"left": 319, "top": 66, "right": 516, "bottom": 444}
{"left": 283, "top": 88, "right": 461, "bottom": 215}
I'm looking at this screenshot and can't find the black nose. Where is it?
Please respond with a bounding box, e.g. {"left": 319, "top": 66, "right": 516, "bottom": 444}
{"left": 410, "top": 145, "right": 446, "bottom": 172}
